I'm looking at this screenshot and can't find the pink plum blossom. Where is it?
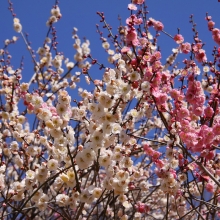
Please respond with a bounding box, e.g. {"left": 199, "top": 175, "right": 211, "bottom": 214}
{"left": 174, "top": 34, "right": 184, "bottom": 44}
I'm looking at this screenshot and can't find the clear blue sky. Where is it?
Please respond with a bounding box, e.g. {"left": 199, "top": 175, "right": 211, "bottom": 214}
{"left": 0, "top": 1, "right": 220, "bottom": 91}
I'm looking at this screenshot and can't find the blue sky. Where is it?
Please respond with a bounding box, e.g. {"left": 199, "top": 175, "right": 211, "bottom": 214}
{"left": 0, "top": 1, "right": 220, "bottom": 93}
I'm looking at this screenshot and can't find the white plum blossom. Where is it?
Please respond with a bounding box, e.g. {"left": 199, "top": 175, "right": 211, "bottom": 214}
{"left": 56, "top": 194, "right": 69, "bottom": 207}
{"left": 13, "top": 18, "right": 22, "bottom": 33}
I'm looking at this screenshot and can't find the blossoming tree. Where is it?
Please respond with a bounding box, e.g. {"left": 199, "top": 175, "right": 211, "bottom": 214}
{"left": 1, "top": 0, "right": 220, "bottom": 219}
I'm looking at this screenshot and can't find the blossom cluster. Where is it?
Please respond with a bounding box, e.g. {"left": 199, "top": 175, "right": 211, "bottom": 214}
{"left": 0, "top": 0, "right": 220, "bottom": 219}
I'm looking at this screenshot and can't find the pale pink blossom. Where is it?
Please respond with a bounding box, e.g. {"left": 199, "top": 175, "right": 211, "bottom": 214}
{"left": 128, "top": 3, "right": 137, "bottom": 10}
{"left": 121, "top": 46, "right": 131, "bottom": 54}
{"left": 195, "top": 49, "right": 207, "bottom": 62}
{"left": 207, "top": 20, "right": 215, "bottom": 30}
{"left": 174, "top": 34, "right": 184, "bottom": 44}
{"left": 148, "top": 18, "right": 164, "bottom": 31}
{"left": 180, "top": 42, "right": 191, "bottom": 54}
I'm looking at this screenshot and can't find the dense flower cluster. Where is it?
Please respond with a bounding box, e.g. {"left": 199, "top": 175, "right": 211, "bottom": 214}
{"left": 1, "top": 1, "right": 220, "bottom": 219}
